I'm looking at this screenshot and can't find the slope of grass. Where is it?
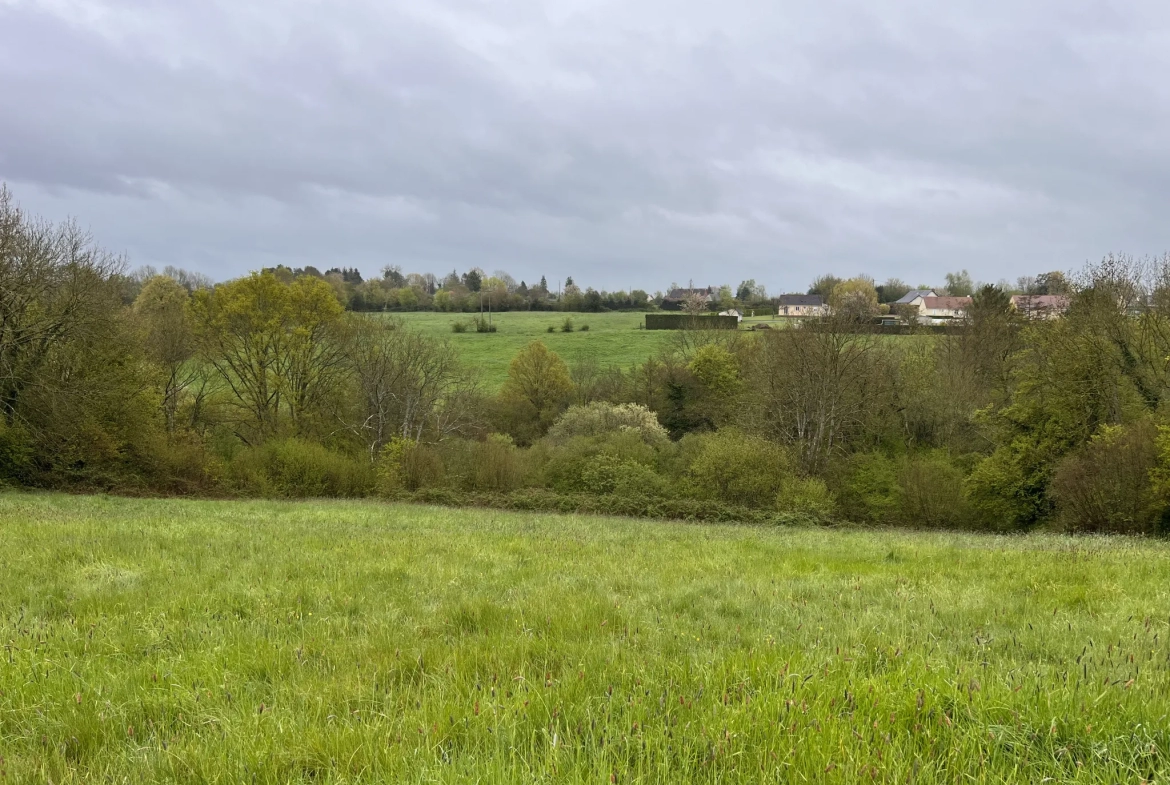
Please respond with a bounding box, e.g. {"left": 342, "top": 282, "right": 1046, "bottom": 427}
{"left": 383, "top": 311, "right": 670, "bottom": 389}
{"left": 3, "top": 492, "right": 1170, "bottom": 782}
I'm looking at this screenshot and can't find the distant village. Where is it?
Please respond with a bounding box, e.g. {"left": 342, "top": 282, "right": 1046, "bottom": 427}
{"left": 660, "top": 283, "right": 1070, "bottom": 325}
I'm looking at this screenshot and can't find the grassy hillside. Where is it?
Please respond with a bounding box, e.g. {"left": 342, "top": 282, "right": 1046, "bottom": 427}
{"left": 383, "top": 311, "right": 775, "bottom": 389}
{"left": 2, "top": 493, "right": 1169, "bottom": 782}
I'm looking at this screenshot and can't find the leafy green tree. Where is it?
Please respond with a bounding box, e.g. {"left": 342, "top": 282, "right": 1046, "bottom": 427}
{"left": 134, "top": 275, "right": 198, "bottom": 432}
{"left": 808, "top": 274, "right": 842, "bottom": 298}
{"left": 496, "top": 342, "right": 574, "bottom": 443}
{"left": 583, "top": 288, "right": 603, "bottom": 312}
{"left": 191, "top": 272, "right": 346, "bottom": 443}
{"left": 944, "top": 270, "right": 974, "bottom": 297}
{"left": 462, "top": 269, "right": 482, "bottom": 292}
{"left": 829, "top": 277, "right": 880, "bottom": 321}
{"left": 876, "top": 278, "right": 911, "bottom": 304}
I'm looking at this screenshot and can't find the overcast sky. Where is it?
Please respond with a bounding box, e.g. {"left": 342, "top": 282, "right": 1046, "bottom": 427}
{"left": 3, "top": 0, "right": 1170, "bottom": 292}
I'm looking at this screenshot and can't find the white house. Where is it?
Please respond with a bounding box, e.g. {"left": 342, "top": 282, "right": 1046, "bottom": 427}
{"left": 901, "top": 295, "right": 972, "bottom": 324}
{"left": 775, "top": 294, "right": 827, "bottom": 318}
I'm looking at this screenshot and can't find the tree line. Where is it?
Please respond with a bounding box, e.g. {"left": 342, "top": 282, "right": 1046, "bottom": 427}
{"left": 2, "top": 185, "right": 1167, "bottom": 533}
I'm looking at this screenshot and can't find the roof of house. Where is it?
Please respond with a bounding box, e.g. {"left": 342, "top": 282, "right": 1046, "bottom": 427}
{"left": 1011, "top": 294, "right": 1070, "bottom": 310}
{"left": 922, "top": 296, "right": 973, "bottom": 310}
{"left": 665, "top": 287, "right": 713, "bottom": 300}
{"left": 895, "top": 289, "right": 937, "bottom": 304}
{"left": 776, "top": 294, "right": 825, "bottom": 306}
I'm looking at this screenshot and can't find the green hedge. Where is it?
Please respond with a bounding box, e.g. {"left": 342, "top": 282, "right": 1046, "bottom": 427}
{"left": 645, "top": 314, "right": 740, "bottom": 330}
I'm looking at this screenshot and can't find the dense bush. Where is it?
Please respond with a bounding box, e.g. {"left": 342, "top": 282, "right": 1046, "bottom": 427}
{"left": 546, "top": 402, "right": 669, "bottom": 447}
{"left": 129, "top": 432, "right": 222, "bottom": 494}
{"left": 776, "top": 476, "right": 835, "bottom": 518}
{"left": 830, "top": 451, "right": 903, "bottom": 524}
{"left": 228, "top": 439, "right": 374, "bottom": 498}
{"left": 682, "top": 430, "right": 789, "bottom": 508}
{"left": 963, "top": 439, "right": 1054, "bottom": 531}
{"left": 1050, "top": 422, "right": 1164, "bottom": 534}
{"left": 541, "top": 432, "right": 669, "bottom": 497}
{"left": 0, "top": 421, "right": 33, "bottom": 484}
{"left": 378, "top": 438, "right": 446, "bottom": 493}
{"left": 445, "top": 434, "right": 528, "bottom": 493}
{"left": 899, "top": 452, "right": 969, "bottom": 529}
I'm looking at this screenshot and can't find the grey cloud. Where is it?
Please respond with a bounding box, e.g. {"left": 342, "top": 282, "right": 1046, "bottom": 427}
{"left": 3, "top": 0, "right": 1170, "bottom": 289}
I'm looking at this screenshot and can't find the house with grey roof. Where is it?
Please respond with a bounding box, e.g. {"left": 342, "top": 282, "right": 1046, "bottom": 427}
{"left": 894, "top": 289, "right": 937, "bottom": 305}
{"left": 775, "top": 294, "right": 826, "bottom": 318}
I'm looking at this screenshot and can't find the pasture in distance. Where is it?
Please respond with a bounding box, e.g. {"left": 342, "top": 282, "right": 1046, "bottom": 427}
{"left": 385, "top": 311, "right": 773, "bottom": 390}
{"left": 2, "top": 492, "right": 1169, "bottom": 783}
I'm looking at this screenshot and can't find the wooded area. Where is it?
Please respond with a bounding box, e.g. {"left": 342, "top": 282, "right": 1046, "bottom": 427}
{"left": 3, "top": 185, "right": 1169, "bottom": 533}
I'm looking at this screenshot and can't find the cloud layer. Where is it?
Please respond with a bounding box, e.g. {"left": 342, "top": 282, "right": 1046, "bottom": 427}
{"left": 3, "top": 0, "right": 1170, "bottom": 290}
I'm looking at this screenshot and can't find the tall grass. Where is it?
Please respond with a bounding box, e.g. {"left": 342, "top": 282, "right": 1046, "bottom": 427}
{"left": 2, "top": 492, "right": 1170, "bottom": 782}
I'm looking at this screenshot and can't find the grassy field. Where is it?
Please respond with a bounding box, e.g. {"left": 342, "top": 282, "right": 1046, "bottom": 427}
{"left": 2, "top": 494, "right": 1170, "bottom": 782}
{"left": 384, "top": 311, "right": 776, "bottom": 390}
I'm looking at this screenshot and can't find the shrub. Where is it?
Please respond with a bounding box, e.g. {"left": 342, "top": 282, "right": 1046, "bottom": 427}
{"left": 580, "top": 324, "right": 590, "bottom": 332}
{"left": 682, "top": 430, "right": 789, "bottom": 508}
{"left": 964, "top": 439, "right": 1053, "bottom": 531}
{"left": 473, "top": 316, "right": 497, "bottom": 333}
{"left": 899, "top": 452, "right": 968, "bottom": 528}
{"left": 1052, "top": 421, "right": 1163, "bottom": 534}
{"left": 0, "top": 421, "right": 34, "bottom": 483}
{"left": 830, "top": 451, "right": 902, "bottom": 524}
{"left": 228, "top": 439, "right": 374, "bottom": 498}
{"left": 561, "top": 317, "right": 574, "bottom": 333}
{"left": 462, "top": 434, "right": 527, "bottom": 492}
{"left": 542, "top": 432, "right": 668, "bottom": 497}
{"left": 547, "top": 325, "right": 556, "bottom": 333}
{"left": 451, "top": 321, "right": 469, "bottom": 333}
{"left": 131, "top": 431, "right": 222, "bottom": 494}
{"left": 776, "top": 476, "right": 835, "bottom": 517}
{"left": 546, "top": 402, "right": 669, "bottom": 447}
{"left": 576, "top": 453, "right": 668, "bottom": 496}
{"left": 378, "top": 438, "right": 446, "bottom": 493}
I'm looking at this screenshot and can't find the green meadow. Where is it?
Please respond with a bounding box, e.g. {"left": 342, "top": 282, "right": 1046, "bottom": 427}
{"left": 2, "top": 492, "right": 1169, "bottom": 783}
{"left": 384, "top": 311, "right": 777, "bottom": 389}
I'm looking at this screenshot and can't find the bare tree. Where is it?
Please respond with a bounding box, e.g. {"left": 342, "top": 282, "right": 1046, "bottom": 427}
{"left": 0, "top": 185, "right": 124, "bottom": 427}
{"left": 345, "top": 319, "right": 480, "bottom": 457}
{"left": 741, "top": 316, "right": 884, "bottom": 472}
